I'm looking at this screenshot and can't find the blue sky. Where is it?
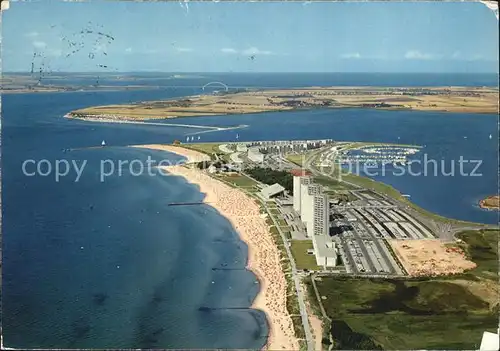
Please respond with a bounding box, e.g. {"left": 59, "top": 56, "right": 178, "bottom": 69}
{"left": 3, "top": 0, "right": 498, "bottom": 73}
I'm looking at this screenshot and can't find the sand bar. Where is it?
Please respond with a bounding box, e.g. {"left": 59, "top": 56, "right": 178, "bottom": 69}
{"left": 163, "top": 165, "right": 299, "bottom": 350}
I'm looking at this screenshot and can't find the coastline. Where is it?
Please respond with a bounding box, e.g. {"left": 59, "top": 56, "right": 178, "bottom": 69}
{"left": 134, "top": 144, "right": 299, "bottom": 350}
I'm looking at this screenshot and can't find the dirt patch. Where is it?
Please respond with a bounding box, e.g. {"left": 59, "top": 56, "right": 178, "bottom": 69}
{"left": 388, "top": 239, "right": 476, "bottom": 276}
{"left": 451, "top": 279, "right": 500, "bottom": 310}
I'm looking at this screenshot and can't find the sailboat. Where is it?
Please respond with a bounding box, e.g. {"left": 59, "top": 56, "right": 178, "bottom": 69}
{"left": 186, "top": 136, "right": 189, "bottom": 142}
{"left": 489, "top": 134, "right": 493, "bottom": 139}
{"left": 101, "top": 140, "right": 106, "bottom": 146}
{"left": 197, "top": 136, "right": 200, "bottom": 141}
{"left": 236, "top": 133, "right": 239, "bottom": 140}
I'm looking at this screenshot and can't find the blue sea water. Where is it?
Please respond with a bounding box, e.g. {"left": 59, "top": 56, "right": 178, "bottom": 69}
{"left": 1, "top": 73, "right": 499, "bottom": 348}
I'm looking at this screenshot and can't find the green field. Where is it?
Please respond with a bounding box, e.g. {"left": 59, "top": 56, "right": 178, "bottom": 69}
{"left": 313, "top": 175, "right": 356, "bottom": 191}
{"left": 456, "top": 229, "right": 499, "bottom": 280}
{"left": 311, "top": 277, "right": 498, "bottom": 350}
{"left": 290, "top": 240, "right": 322, "bottom": 271}
{"left": 180, "top": 142, "right": 221, "bottom": 155}
{"left": 180, "top": 143, "right": 232, "bottom": 161}
{"left": 309, "top": 228, "right": 499, "bottom": 350}
{"left": 219, "top": 174, "right": 258, "bottom": 188}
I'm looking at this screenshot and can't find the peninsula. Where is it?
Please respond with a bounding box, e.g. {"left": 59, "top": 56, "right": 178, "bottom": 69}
{"left": 129, "top": 139, "right": 498, "bottom": 351}
{"left": 68, "top": 86, "right": 499, "bottom": 120}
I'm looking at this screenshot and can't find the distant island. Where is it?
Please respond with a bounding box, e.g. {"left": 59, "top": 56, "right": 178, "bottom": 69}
{"left": 479, "top": 195, "right": 500, "bottom": 210}
{"left": 67, "top": 86, "right": 499, "bottom": 120}
{"left": 0, "top": 74, "right": 163, "bottom": 94}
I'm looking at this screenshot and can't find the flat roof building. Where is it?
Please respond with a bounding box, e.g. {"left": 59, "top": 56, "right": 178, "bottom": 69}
{"left": 248, "top": 147, "right": 265, "bottom": 163}
{"left": 313, "top": 234, "right": 338, "bottom": 268}
{"left": 259, "top": 183, "right": 286, "bottom": 201}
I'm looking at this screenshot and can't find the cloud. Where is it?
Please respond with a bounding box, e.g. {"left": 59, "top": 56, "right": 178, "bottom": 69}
{"left": 32, "top": 41, "right": 47, "bottom": 49}
{"left": 340, "top": 53, "right": 361, "bottom": 59}
{"left": 241, "top": 47, "right": 273, "bottom": 55}
{"left": 125, "top": 47, "right": 133, "bottom": 53}
{"left": 221, "top": 47, "right": 274, "bottom": 55}
{"left": 221, "top": 48, "right": 238, "bottom": 54}
{"left": 176, "top": 47, "right": 193, "bottom": 52}
{"left": 404, "top": 50, "right": 434, "bottom": 60}
{"left": 451, "top": 51, "right": 461, "bottom": 59}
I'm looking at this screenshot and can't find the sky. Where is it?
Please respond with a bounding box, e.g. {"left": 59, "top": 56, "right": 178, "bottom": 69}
{"left": 2, "top": 0, "right": 499, "bottom": 73}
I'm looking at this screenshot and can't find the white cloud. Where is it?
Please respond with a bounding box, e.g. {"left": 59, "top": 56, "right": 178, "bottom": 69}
{"left": 340, "top": 53, "right": 361, "bottom": 59}
{"left": 33, "top": 41, "right": 47, "bottom": 49}
{"left": 221, "top": 48, "right": 238, "bottom": 54}
{"left": 221, "top": 47, "right": 274, "bottom": 55}
{"left": 25, "top": 31, "right": 39, "bottom": 38}
{"left": 451, "top": 51, "right": 461, "bottom": 59}
{"left": 241, "top": 47, "right": 273, "bottom": 55}
{"left": 176, "top": 47, "right": 193, "bottom": 52}
{"left": 125, "top": 47, "right": 133, "bottom": 53}
{"left": 404, "top": 50, "right": 435, "bottom": 60}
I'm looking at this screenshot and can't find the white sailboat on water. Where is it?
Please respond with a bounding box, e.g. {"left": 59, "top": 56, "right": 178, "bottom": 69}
{"left": 101, "top": 140, "right": 106, "bottom": 146}
{"left": 489, "top": 134, "right": 493, "bottom": 139}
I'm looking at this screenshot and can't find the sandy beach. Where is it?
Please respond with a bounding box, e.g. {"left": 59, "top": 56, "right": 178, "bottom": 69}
{"left": 130, "top": 144, "right": 211, "bottom": 163}
{"left": 145, "top": 145, "right": 298, "bottom": 349}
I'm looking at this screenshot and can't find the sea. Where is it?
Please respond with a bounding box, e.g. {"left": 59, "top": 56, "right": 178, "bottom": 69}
{"left": 2, "top": 73, "right": 498, "bottom": 348}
